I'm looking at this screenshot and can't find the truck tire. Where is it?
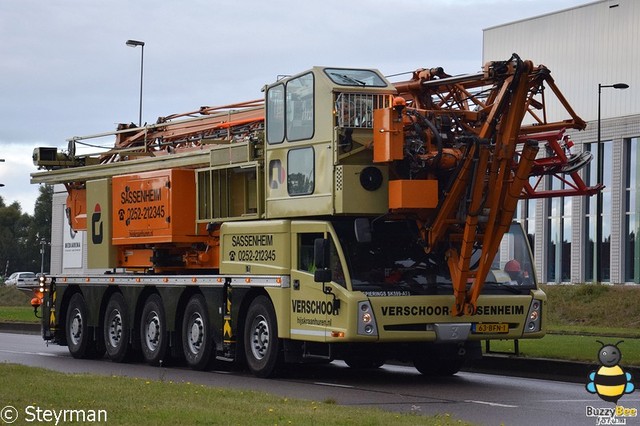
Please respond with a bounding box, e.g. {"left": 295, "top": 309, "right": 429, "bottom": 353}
{"left": 140, "top": 294, "right": 169, "bottom": 366}
{"left": 103, "top": 293, "right": 132, "bottom": 363}
{"left": 244, "top": 296, "right": 281, "bottom": 378}
{"left": 66, "top": 293, "right": 101, "bottom": 359}
{"left": 182, "top": 294, "right": 214, "bottom": 371}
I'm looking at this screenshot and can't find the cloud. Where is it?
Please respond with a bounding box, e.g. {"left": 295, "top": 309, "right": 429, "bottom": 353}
{"left": 0, "top": 0, "right": 589, "bottom": 215}
{"left": 0, "top": 144, "right": 42, "bottom": 214}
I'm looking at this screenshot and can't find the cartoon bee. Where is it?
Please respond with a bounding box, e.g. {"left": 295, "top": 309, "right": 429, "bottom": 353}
{"left": 586, "top": 340, "right": 635, "bottom": 404}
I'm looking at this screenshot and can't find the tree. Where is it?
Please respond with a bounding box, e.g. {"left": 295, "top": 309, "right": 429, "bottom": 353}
{"left": 0, "top": 197, "right": 33, "bottom": 276}
{"left": 0, "top": 185, "right": 53, "bottom": 277}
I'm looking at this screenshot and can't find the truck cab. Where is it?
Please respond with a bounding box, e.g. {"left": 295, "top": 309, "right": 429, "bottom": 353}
{"left": 219, "top": 217, "right": 542, "bottom": 375}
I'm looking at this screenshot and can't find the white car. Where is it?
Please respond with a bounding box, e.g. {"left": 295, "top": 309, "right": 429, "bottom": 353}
{"left": 5, "top": 272, "right": 38, "bottom": 288}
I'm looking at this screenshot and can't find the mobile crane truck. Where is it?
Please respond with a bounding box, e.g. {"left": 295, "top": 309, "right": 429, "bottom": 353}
{"left": 30, "top": 54, "right": 600, "bottom": 377}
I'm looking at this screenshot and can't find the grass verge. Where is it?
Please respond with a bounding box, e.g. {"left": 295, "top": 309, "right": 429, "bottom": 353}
{"left": 0, "top": 306, "right": 39, "bottom": 323}
{"left": 0, "top": 364, "right": 467, "bottom": 426}
{"left": 486, "top": 334, "right": 640, "bottom": 365}
{"left": 0, "top": 286, "right": 38, "bottom": 323}
{"left": 0, "top": 285, "right": 32, "bottom": 306}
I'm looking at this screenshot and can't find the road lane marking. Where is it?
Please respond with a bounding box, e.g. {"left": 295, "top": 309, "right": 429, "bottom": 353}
{"left": 466, "top": 400, "right": 518, "bottom": 408}
{"left": 314, "top": 382, "right": 354, "bottom": 388}
{"left": 0, "top": 349, "right": 64, "bottom": 357}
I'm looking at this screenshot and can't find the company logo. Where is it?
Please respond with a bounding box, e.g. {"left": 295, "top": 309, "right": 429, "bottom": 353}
{"left": 268, "top": 159, "right": 285, "bottom": 189}
{"left": 585, "top": 340, "right": 637, "bottom": 424}
{"left": 91, "top": 203, "right": 103, "bottom": 245}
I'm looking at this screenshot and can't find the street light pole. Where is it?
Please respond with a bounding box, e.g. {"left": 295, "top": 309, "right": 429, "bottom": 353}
{"left": 39, "top": 238, "right": 48, "bottom": 274}
{"left": 126, "top": 39, "right": 145, "bottom": 127}
{"left": 595, "top": 82, "right": 629, "bottom": 283}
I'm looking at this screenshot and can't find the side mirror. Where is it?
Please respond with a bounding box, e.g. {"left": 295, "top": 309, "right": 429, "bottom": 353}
{"left": 314, "top": 269, "right": 332, "bottom": 283}
{"left": 313, "top": 238, "right": 332, "bottom": 283}
{"left": 354, "top": 218, "right": 372, "bottom": 243}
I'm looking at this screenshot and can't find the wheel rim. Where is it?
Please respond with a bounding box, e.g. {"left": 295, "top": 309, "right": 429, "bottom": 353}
{"left": 250, "top": 314, "right": 269, "bottom": 360}
{"left": 69, "top": 308, "right": 83, "bottom": 345}
{"left": 107, "top": 309, "right": 123, "bottom": 348}
{"left": 144, "top": 310, "right": 161, "bottom": 352}
{"left": 187, "top": 313, "right": 205, "bottom": 355}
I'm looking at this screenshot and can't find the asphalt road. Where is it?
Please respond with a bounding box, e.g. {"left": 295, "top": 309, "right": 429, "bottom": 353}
{"left": 2, "top": 332, "right": 638, "bottom": 425}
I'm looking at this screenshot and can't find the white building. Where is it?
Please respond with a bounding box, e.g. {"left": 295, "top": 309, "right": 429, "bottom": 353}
{"left": 484, "top": 0, "right": 639, "bottom": 283}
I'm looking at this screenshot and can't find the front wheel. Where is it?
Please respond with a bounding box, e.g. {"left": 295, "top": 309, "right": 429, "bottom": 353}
{"left": 244, "top": 296, "right": 281, "bottom": 378}
{"left": 140, "top": 294, "right": 169, "bottom": 366}
{"left": 182, "top": 294, "right": 214, "bottom": 370}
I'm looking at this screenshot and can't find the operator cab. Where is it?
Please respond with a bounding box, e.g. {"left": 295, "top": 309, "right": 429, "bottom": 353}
{"left": 263, "top": 67, "right": 396, "bottom": 219}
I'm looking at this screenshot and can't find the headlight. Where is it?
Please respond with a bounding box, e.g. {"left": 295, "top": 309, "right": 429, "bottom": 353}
{"left": 357, "top": 301, "right": 378, "bottom": 336}
{"left": 524, "top": 299, "right": 542, "bottom": 333}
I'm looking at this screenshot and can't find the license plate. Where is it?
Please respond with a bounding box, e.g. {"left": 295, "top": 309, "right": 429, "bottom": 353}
{"left": 474, "top": 323, "right": 509, "bottom": 333}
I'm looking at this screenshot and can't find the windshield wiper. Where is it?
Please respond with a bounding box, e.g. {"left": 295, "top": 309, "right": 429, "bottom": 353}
{"left": 330, "top": 72, "right": 366, "bottom": 87}
{"left": 483, "top": 281, "right": 523, "bottom": 294}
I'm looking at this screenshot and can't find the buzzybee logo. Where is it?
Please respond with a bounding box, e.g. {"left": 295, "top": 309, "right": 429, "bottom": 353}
{"left": 584, "top": 341, "right": 637, "bottom": 425}
{"left": 586, "top": 341, "right": 634, "bottom": 403}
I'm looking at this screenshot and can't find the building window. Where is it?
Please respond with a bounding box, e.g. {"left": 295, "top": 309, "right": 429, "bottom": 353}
{"left": 601, "top": 142, "right": 612, "bottom": 282}
{"left": 546, "top": 176, "right": 571, "bottom": 282}
{"left": 584, "top": 143, "right": 597, "bottom": 281}
{"left": 584, "top": 142, "right": 612, "bottom": 282}
{"left": 525, "top": 178, "right": 536, "bottom": 255}
{"left": 625, "top": 137, "right": 640, "bottom": 283}
{"left": 287, "top": 147, "right": 314, "bottom": 195}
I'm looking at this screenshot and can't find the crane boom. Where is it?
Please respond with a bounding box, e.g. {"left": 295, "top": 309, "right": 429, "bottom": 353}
{"left": 32, "top": 55, "right": 599, "bottom": 316}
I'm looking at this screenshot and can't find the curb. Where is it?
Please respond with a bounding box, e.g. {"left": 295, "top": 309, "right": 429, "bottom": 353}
{"left": 465, "top": 354, "right": 640, "bottom": 384}
{"left": 0, "top": 322, "right": 41, "bottom": 335}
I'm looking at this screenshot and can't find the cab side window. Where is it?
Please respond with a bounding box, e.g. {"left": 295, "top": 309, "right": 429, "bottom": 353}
{"left": 287, "top": 147, "right": 314, "bottom": 196}
{"left": 297, "top": 232, "right": 345, "bottom": 288}
{"left": 298, "top": 232, "right": 323, "bottom": 272}
{"left": 266, "top": 84, "right": 285, "bottom": 144}
{"left": 286, "top": 73, "right": 314, "bottom": 141}
{"left": 265, "top": 73, "right": 314, "bottom": 144}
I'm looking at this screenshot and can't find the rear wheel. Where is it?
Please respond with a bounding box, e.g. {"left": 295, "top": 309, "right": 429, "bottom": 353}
{"left": 140, "top": 294, "right": 169, "bottom": 366}
{"left": 103, "top": 293, "right": 132, "bottom": 363}
{"left": 66, "top": 293, "right": 102, "bottom": 359}
{"left": 182, "top": 294, "right": 214, "bottom": 370}
{"left": 244, "top": 296, "right": 281, "bottom": 377}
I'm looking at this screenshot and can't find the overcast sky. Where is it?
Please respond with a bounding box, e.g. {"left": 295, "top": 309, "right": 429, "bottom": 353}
{"left": 1, "top": 0, "right": 590, "bottom": 214}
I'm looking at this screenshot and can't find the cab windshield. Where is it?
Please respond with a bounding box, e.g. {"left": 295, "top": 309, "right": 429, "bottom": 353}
{"left": 332, "top": 219, "right": 536, "bottom": 296}
{"left": 324, "top": 68, "right": 387, "bottom": 87}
